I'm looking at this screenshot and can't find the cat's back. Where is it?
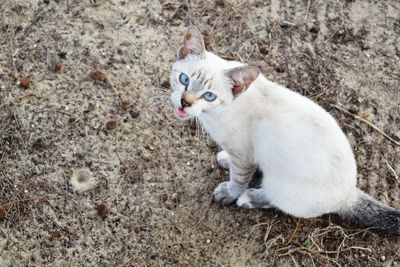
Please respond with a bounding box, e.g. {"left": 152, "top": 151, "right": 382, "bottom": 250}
{"left": 249, "top": 75, "right": 352, "bottom": 154}
{"left": 248, "top": 76, "right": 326, "bottom": 119}
{"left": 250, "top": 76, "right": 356, "bottom": 189}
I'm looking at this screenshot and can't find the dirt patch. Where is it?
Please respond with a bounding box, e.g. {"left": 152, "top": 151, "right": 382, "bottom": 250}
{"left": 0, "top": 0, "right": 399, "bottom": 266}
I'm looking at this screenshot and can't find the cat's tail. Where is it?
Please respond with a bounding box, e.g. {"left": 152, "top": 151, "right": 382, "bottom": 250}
{"left": 337, "top": 189, "right": 400, "bottom": 235}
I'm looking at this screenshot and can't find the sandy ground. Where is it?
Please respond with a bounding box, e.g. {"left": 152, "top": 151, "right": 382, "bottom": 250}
{"left": 0, "top": 0, "right": 399, "bottom": 266}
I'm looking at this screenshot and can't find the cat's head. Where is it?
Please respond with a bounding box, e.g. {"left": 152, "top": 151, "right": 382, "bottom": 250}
{"left": 170, "top": 26, "right": 260, "bottom": 120}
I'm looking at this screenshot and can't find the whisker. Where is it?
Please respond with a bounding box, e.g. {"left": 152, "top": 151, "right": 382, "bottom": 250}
{"left": 195, "top": 117, "right": 200, "bottom": 143}
{"left": 194, "top": 117, "right": 199, "bottom": 140}
{"left": 195, "top": 117, "right": 200, "bottom": 139}
{"left": 180, "top": 118, "right": 186, "bottom": 137}
{"left": 198, "top": 117, "right": 206, "bottom": 139}
{"left": 196, "top": 117, "right": 201, "bottom": 139}
{"left": 154, "top": 85, "right": 171, "bottom": 92}
{"left": 150, "top": 95, "right": 170, "bottom": 101}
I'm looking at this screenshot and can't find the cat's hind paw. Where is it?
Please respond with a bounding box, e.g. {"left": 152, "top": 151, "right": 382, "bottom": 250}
{"left": 217, "top": 151, "right": 230, "bottom": 169}
{"left": 237, "top": 188, "right": 271, "bottom": 209}
{"left": 236, "top": 191, "right": 255, "bottom": 209}
{"left": 213, "top": 181, "right": 239, "bottom": 206}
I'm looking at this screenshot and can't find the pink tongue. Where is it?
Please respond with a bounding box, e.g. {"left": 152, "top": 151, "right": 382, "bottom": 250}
{"left": 177, "top": 107, "right": 186, "bottom": 118}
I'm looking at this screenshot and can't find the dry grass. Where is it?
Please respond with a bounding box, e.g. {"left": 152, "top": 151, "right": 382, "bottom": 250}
{"left": 0, "top": 0, "right": 399, "bottom": 266}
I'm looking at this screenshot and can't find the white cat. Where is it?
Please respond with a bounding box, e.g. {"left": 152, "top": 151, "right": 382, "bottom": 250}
{"left": 170, "top": 26, "right": 400, "bottom": 234}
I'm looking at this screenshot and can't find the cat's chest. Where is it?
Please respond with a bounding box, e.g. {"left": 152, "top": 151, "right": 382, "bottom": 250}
{"left": 203, "top": 120, "right": 248, "bottom": 152}
{"left": 208, "top": 128, "right": 229, "bottom": 148}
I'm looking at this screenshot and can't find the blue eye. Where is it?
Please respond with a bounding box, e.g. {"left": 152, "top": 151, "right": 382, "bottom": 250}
{"left": 179, "top": 73, "right": 189, "bottom": 86}
{"left": 203, "top": 91, "right": 217, "bottom": 102}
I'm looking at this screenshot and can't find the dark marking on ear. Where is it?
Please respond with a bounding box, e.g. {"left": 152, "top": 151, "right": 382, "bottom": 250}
{"left": 232, "top": 85, "right": 242, "bottom": 95}
{"left": 226, "top": 66, "right": 260, "bottom": 96}
{"left": 178, "top": 46, "right": 190, "bottom": 60}
{"left": 177, "top": 25, "right": 205, "bottom": 60}
{"left": 185, "top": 32, "right": 192, "bottom": 41}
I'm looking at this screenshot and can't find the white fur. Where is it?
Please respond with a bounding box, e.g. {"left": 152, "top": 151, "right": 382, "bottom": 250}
{"left": 171, "top": 36, "right": 360, "bottom": 219}
{"left": 237, "top": 189, "right": 272, "bottom": 209}
{"left": 217, "top": 151, "right": 230, "bottom": 169}
{"left": 236, "top": 192, "right": 253, "bottom": 208}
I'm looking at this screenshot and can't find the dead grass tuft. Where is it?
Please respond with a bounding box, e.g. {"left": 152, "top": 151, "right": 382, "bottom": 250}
{"left": 19, "top": 76, "right": 31, "bottom": 88}
{"left": 90, "top": 70, "right": 107, "bottom": 82}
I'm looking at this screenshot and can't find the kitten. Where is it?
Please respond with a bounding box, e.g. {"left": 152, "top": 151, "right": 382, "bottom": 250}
{"left": 170, "top": 26, "right": 400, "bottom": 234}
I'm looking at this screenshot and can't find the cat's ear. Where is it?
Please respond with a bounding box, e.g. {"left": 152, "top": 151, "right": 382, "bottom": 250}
{"left": 177, "top": 25, "right": 205, "bottom": 59}
{"left": 226, "top": 66, "right": 260, "bottom": 96}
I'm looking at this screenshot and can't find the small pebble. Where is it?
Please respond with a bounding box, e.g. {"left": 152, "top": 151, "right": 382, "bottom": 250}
{"left": 393, "top": 130, "right": 400, "bottom": 142}
{"left": 53, "top": 61, "right": 63, "bottom": 73}
{"left": 130, "top": 111, "right": 140, "bottom": 119}
{"left": 91, "top": 70, "right": 106, "bottom": 81}
{"left": 309, "top": 25, "right": 320, "bottom": 34}
{"left": 105, "top": 120, "right": 118, "bottom": 130}
{"left": 121, "top": 99, "right": 131, "bottom": 110}
{"left": 58, "top": 51, "right": 67, "bottom": 59}
{"left": 0, "top": 207, "right": 7, "bottom": 220}
{"left": 275, "top": 64, "right": 285, "bottom": 73}
{"left": 97, "top": 203, "right": 109, "bottom": 218}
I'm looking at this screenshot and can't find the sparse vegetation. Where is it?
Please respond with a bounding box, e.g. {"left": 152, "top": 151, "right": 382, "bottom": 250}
{"left": 0, "top": 0, "right": 399, "bottom": 266}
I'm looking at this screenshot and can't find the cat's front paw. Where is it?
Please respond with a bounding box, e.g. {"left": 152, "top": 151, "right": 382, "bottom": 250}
{"left": 213, "top": 181, "right": 240, "bottom": 205}
{"left": 217, "top": 151, "right": 230, "bottom": 169}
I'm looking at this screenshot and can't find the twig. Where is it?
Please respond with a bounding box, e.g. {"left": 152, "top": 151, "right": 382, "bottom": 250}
{"left": 66, "top": 0, "right": 70, "bottom": 13}
{"left": 0, "top": 195, "right": 55, "bottom": 209}
{"left": 289, "top": 253, "right": 300, "bottom": 267}
{"left": 288, "top": 218, "right": 301, "bottom": 244}
{"left": 384, "top": 158, "right": 399, "bottom": 180}
{"left": 305, "top": 0, "right": 312, "bottom": 21}
{"left": 222, "top": 0, "right": 244, "bottom": 15}
{"left": 306, "top": 251, "right": 316, "bottom": 267}
{"left": 387, "top": 249, "right": 400, "bottom": 266}
{"left": 17, "top": 91, "right": 43, "bottom": 100}
{"left": 21, "top": 7, "right": 46, "bottom": 40}
{"left": 247, "top": 222, "right": 270, "bottom": 238}
{"left": 195, "top": 196, "right": 213, "bottom": 227}
{"left": 55, "top": 109, "right": 88, "bottom": 136}
{"left": 341, "top": 246, "right": 372, "bottom": 253}
{"left": 331, "top": 104, "right": 400, "bottom": 146}
{"left": 281, "top": 20, "right": 296, "bottom": 27}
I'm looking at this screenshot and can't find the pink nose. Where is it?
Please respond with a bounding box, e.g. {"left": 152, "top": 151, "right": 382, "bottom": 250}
{"left": 181, "top": 98, "right": 190, "bottom": 108}
{"left": 180, "top": 92, "right": 196, "bottom": 107}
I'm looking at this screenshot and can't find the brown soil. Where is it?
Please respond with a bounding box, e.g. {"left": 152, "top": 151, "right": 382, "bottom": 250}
{"left": 0, "top": 0, "right": 399, "bottom": 266}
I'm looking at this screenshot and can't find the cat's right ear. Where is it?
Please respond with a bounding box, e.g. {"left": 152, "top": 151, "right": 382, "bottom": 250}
{"left": 177, "top": 25, "right": 205, "bottom": 60}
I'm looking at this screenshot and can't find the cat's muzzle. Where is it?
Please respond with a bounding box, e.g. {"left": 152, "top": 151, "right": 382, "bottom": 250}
{"left": 180, "top": 92, "right": 196, "bottom": 108}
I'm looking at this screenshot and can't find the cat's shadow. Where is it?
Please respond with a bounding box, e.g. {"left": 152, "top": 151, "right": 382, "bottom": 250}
{"left": 248, "top": 168, "right": 263, "bottom": 189}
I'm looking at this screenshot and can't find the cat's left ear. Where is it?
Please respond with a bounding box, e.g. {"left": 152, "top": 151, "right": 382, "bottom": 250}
{"left": 177, "top": 25, "right": 205, "bottom": 59}
{"left": 226, "top": 66, "right": 260, "bottom": 96}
